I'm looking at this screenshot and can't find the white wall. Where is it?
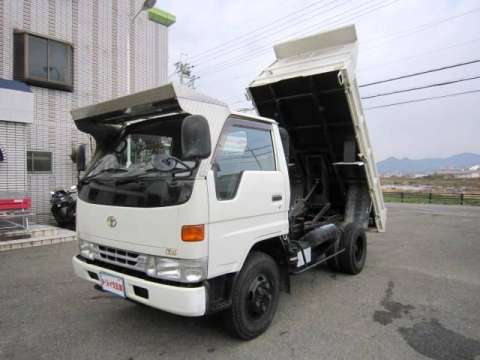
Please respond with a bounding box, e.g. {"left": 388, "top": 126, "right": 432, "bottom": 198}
{"left": 0, "top": 0, "right": 170, "bottom": 223}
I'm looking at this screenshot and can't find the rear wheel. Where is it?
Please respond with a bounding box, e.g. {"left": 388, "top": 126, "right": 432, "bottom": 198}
{"left": 223, "top": 251, "right": 280, "bottom": 340}
{"left": 338, "top": 223, "right": 367, "bottom": 274}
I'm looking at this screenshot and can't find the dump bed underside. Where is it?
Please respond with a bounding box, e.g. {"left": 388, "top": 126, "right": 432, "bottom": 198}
{"left": 250, "top": 72, "right": 368, "bottom": 222}
{"left": 250, "top": 71, "right": 355, "bottom": 165}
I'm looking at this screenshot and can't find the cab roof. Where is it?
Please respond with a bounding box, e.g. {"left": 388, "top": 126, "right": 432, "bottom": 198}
{"left": 71, "top": 82, "right": 228, "bottom": 123}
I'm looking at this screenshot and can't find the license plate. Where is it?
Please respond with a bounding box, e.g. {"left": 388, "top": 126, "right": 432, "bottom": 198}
{"left": 99, "top": 272, "right": 126, "bottom": 298}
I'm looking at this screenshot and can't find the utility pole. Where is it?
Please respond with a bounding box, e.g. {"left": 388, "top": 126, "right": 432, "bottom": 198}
{"left": 174, "top": 61, "right": 200, "bottom": 88}
{"left": 126, "top": 0, "right": 157, "bottom": 167}
{"left": 127, "top": 0, "right": 157, "bottom": 94}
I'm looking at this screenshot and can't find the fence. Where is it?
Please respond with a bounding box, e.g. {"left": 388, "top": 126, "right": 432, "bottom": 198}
{"left": 383, "top": 192, "right": 480, "bottom": 206}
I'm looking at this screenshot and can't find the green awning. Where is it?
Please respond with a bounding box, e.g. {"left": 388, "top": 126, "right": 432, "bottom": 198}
{"left": 148, "top": 8, "right": 176, "bottom": 27}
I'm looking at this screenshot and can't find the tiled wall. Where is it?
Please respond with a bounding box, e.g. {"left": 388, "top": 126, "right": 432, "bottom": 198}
{"left": 0, "top": 0, "right": 169, "bottom": 223}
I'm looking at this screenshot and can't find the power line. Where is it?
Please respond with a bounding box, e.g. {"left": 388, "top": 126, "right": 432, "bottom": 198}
{"left": 196, "top": 0, "right": 390, "bottom": 72}
{"left": 197, "top": 0, "right": 397, "bottom": 77}
{"left": 231, "top": 85, "right": 480, "bottom": 112}
{"left": 359, "top": 59, "right": 480, "bottom": 87}
{"left": 190, "top": 0, "right": 348, "bottom": 65}
{"left": 364, "top": 89, "right": 480, "bottom": 110}
{"left": 193, "top": 0, "right": 362, "bottom": 68}
{"left": 231, "top": 76, "right": 480, "bottom": 106}
{"left": 358, "top": 36, "right": 480, "bottom": 72}
{"left": 199, "top": 1, "right": 480, "bottom": 74}
{"left": 227, "top": 73, "right": 480, "bottom": 107}
{"left": 222, "top": 36, "right": 480, "bottom": 87}
{"left": 200, "top": 35, "right": 480, "bottom": 90}
{"left": 218, "top": 60, "right": 480, "bottom": 106}
{"left": 361, "top": 75, "right": 480, "bottom": 99}
{"left": 198, "top": 0, "right": 408, "bottom": 69}
{"left": 233, "top": 88, "right": 480, "bottom": 112}
{"left": 361, "top": 7, "right": 480, "bottom": 52}
{"left": 188, "top": 0, "right": 334, "bottom": 62}
{"left": 196, "top": 4, "right": 478, "bottom": 81}
{"left": 234, "top": 89, "right": 480, "bottom": 109}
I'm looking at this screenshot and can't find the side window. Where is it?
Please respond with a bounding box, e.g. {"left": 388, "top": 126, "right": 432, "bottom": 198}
{"left": 213, "top": 122, "right": 275, "bottom": 200}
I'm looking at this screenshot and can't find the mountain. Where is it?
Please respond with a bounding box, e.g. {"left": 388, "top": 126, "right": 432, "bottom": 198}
{"left": 377, "top": 153, "right": 480, "bottom": 175}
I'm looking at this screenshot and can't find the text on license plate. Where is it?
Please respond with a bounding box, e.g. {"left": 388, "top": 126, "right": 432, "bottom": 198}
{"left": 99, "top": 272, "right": 125, "bottom": 298}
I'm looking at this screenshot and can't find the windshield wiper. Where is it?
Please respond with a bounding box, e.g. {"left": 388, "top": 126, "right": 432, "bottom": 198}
{"left": 80, "top": 168, "right": 128, "bottom": 184}
{"left": 114, "top": 166, "right": 195, "bottom": 185}
{"left": 114, "top": 170, "right": 176, "bottom": 184}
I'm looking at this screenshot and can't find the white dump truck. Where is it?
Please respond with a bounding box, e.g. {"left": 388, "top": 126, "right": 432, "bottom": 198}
{"left": 72, "top": 25, "right": 386, "bottom": 339}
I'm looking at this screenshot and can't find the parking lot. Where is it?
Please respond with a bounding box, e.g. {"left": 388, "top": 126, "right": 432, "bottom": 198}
{"left": 1, "top": 203, "right": 479, "bottom": 360}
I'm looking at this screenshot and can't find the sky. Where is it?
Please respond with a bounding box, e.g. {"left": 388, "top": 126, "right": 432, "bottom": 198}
{"left": 156, "top": 0, "right": 480, "bottom": 161}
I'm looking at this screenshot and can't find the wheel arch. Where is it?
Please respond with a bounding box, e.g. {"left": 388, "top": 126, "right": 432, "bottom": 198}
{"left": 244, "top": 236, "right": 291, "bottom": 293}
{"left": 205, "top": 236, "right": 290, "bottom": 314}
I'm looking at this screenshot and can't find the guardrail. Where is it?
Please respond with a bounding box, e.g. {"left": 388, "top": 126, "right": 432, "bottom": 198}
{"left": 383, "top": 192, "right": 480, "bottom": 206}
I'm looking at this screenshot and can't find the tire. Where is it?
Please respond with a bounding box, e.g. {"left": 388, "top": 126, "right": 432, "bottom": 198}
{"left": 337, "top": 223, "right": 367, "bottom": 275}
{"left": 326, "top": 240, "right": 341, "bottom": 272}
{"left": 223, "top": 251, "right": 280, "bottom": 340}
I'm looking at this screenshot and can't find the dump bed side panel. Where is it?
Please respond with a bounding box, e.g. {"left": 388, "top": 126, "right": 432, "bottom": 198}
{"left": 340, "top": 70, "right": 386, "bottom": 232}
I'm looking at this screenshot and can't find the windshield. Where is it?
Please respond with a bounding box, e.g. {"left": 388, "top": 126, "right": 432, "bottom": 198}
{"left": 78, "top": 116, "right": 198, "bottom": 208}
{"left": 86, "top": 134, "right": 175, "bottom": 178}
{"left": 85, "top": 117, "right": 195, "bottom": 181}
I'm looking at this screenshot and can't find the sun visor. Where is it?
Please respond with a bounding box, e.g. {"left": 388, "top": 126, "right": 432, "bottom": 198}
{"left": 71, "top": 83, "right": 228, "bottom": 145}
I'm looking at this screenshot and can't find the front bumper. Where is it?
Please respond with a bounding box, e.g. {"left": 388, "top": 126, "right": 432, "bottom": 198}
{"left": 72, "top": 256, "right": 206, "bottom": 317}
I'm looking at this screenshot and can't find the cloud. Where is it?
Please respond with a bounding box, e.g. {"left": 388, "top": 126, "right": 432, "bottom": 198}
{"left": 158, "top": 0, "right": 480, "bottom": 160}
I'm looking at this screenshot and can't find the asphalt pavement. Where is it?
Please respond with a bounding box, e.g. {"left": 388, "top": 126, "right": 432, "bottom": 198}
{"left": 1, "top": 203, "right": 479, "bottom": 360}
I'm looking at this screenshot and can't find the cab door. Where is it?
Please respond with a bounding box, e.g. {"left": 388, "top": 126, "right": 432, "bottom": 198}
{"left": 206, "top": 118, "right": 289, "bottom": 278}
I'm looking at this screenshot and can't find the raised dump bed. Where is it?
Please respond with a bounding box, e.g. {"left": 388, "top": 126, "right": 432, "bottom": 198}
{"left": 248, "top": 25, "right": 386, "bottom": 232}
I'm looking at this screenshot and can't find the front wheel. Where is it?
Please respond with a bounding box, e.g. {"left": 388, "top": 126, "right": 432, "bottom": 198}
{"left": 223, "top": 251, "right": 280, "bottom": 340}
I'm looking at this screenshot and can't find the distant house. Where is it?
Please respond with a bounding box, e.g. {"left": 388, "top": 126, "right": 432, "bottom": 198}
{"left": 436, "top": 167, "right": 480, "bottom": 179}
{"left": 456, "top": 172, "right": 480, "bottom": 179}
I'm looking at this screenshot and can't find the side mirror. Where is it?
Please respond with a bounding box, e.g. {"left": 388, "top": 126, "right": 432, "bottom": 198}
{"left": 181, "top": 115, "right": 211, "bottom": 160}
{"left": 76, "top": 144, "right": 87, "bottom": 172}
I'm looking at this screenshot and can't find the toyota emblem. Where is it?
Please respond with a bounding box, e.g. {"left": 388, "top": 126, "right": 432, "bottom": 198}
{"left": 106, "top": 216, "right": 117, "bottom": 228}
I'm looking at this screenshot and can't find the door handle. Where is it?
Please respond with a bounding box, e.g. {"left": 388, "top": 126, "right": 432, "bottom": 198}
{"left": 272, "top": 195, "right": 282, "bottom": 202}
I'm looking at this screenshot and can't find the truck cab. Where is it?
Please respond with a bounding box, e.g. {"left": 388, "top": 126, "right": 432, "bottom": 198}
{"left": 72, "top": 25, "right": 386, "bottom": 340}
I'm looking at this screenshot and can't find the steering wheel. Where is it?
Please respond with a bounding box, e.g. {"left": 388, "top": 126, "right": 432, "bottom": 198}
{"left": 151, "top": 155, "right": 192, "bottom": 172}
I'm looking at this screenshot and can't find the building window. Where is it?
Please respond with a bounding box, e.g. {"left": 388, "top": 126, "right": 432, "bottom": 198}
{"left": 27, "top": 151, "right": 53, "bottom": 173}
{"left": 14, "top": 31, "right": 73, "bottom": 91}
{"left": 213, "top": 119, "right": 275, "bottom": 200}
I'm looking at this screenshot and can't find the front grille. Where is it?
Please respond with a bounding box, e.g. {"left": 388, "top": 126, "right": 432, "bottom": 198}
{"left": 93, "top": 244, "right": 147, "bottom": 272}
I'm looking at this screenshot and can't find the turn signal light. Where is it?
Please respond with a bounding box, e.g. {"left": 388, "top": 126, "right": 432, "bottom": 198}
{"left": 181, "top": 224, "right": 205, "bottom": 242}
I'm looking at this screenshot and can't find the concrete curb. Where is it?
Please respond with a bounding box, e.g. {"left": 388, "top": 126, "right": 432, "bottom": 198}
{"left": 0, "top": 228, "right": 77, "bottom": 252}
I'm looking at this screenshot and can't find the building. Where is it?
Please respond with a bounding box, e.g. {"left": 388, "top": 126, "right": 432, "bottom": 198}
{"left": 0, "top": 0, "right": 175, "bottom": 223}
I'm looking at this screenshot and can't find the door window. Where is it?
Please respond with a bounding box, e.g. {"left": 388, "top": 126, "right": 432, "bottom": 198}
{"left": 213, "top": 121, "right": 275, "bottom": 200}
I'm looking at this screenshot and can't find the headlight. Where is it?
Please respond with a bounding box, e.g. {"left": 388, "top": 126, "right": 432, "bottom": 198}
{"left": 79, "top": 239, "right": 96, "bottom": 260}
{"left": 146, "top": 256, "right": 206, "bottom": 283}
{"left": 78, "top": 240, "right": 206, "bottom": 284}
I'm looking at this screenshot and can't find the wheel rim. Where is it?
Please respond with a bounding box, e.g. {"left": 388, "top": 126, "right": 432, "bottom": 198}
{"left": 246, "top": 273, "right": 273, "bottom": 320}
{"left": 353, "top": 236, "right": 365, "bottom": 264}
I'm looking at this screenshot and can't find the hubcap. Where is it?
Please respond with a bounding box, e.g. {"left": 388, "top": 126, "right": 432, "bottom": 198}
{"left": 247, "top": 274, "right": 273, "bottom": 319}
